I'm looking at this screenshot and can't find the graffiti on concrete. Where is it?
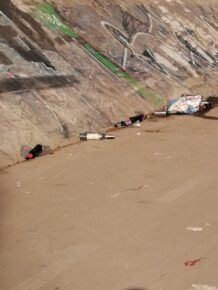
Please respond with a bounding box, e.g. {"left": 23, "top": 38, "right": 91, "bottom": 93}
{"left": 32, "top": 3, "right": 78, "bottom": 38}
{"left": 0, "top": 65, "right": 15, "bottom": 78}
{"left": 1, "top": 1, "right": 217, "bottom": 102}
{"left": 0, "top": 1, "right": 161, "bottom": 104}
{"left": 0, "top": 9, "right": 58, "bottom": 81}
{"left": 0, "top": 50, "right": 12, "bottom": 65}
{"left": 33, "top": 3, "right": 161, "bottom": 105}
{"left": 101, "top": 4, "right": 217, "bottom": 84}
{"left": 0, "top": 6, "right": 82, "bottom": 95}
{"left": 0, "top": 75, "right": 80, "bottom": 94}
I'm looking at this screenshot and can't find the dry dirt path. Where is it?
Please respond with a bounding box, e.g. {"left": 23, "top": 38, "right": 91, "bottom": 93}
{"left": 0, "top": 107, "right": 218, "bottom": 290}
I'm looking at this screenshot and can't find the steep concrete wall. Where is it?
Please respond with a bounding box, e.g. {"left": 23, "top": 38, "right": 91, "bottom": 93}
{"left": 0, "top": 0, "right": 217, "bottom": 167}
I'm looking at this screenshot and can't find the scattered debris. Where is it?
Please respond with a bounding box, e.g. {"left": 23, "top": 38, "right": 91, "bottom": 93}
{"left": 132, "top": 121, "right": 141, "bottom": 127}
{"left": 186, "top": 227, "right": 203, "bottom": 232}
{"left": 136, "top": 132, "right": 141, "bottom": 136}
{"left": 21, "top": 144, "right": 53, "bottom": 160}
{"left": 110, "top": 193, "right": 121, "bottom": 198}
{"left": 145, "top": 129, "right": 161, "bottom": 133}
{"left": 154, "top": 95, "right": 212, "bottom": 116}
{"left": 80, "top": 132, "right": 115, "bottom": 141}
{"left": 16, "top": 181, "right": 22, "bottom": 187}
{"left": 185, "top": 258, "right": 201, "bottom": 266}
{"left": 114, "top": 113, "right": 145, "bottom": 128}
{"left": 128, "top": 185, "right": 148, "bottom": 191}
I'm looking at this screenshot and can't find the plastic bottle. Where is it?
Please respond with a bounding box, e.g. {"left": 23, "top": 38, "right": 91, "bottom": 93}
{"left": 79, "top": 132, "right": 115, "bottom": 141}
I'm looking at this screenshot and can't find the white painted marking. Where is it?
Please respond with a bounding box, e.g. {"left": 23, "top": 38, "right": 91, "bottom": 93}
{"left": 110, "top": 193, "right": 121, "bottom": 198}
{"left": 157, "top": 175, "right": 202, "bottom": 203}
{"left": 16, "top": 181, "right": 22, "bottom": 187}
{"left": 184, "top": 8, "right": 191, "bottom": 13}
{"left": 148, "top": 14, "right": 153, "bottom": 33}
{"left": 186, "top": 227, "right": 203, "bottom": 232}
{"left": 159, "top": 6, "right": 169, "bottom": 14}
{"left": 122, "top": 47, "right": 128, "bottom": 70}
{"left": 157, "top": 174, "right": 216, "bottom": 203}
{"left": 189, "top": 284, "right": 218, "bottom": 290}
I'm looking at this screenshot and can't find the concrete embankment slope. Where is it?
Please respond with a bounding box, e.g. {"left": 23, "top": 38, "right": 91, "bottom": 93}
{"left": 0, "top": 0, "right": 217, "bottom": 167}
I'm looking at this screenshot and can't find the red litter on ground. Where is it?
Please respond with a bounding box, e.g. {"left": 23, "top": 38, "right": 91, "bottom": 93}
{"left": 185, "top": 258, "right": 201, "bottom": 266}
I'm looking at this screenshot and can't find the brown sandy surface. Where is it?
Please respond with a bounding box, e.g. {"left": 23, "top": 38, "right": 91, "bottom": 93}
{"left": 0, "top": 105, "right": 218, "bottom": 290}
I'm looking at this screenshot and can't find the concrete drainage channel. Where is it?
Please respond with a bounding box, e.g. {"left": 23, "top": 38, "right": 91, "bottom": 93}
{"left": 0, "top": 0, "right": 217, "bottom": 168}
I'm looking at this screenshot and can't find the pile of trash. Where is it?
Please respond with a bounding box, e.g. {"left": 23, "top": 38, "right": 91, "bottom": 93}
{"left": 154, "top": 94, "right": 212, "bottom": 116}
{"left": 21, "top": 94, "right": 213, "bottom": 162}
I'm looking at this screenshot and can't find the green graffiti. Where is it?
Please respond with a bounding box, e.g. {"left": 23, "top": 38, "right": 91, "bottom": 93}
{"left": 33, "top": 3, "right": 78, "bottom": 38}
{"left": 33, "top": 3, "right": 162, "bottom": 104}
{"left": 83, "top": 43, "right": 127, "bottom": 76}
{"left": 84, "top": 44, "right": 161, "bottom": 104}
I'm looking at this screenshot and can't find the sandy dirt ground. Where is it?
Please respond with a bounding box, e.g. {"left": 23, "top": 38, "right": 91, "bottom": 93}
{"left": 0, "top": 105, "right": 218, "bottom": 290}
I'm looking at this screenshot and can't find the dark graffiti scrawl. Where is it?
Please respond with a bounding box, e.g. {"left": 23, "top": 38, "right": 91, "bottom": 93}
{"left": 0, "top": 10, "right": 56, "bottom": 80}
{"left": 0, "top": 8, "right": 81, "bottom": 94}
{"left": 101, "top": 4, "right": 217, "bottom": 84}
{"left": 0, "top": 3, "right": 160, "bottom": 103}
